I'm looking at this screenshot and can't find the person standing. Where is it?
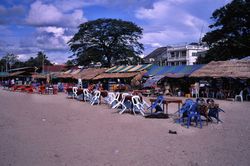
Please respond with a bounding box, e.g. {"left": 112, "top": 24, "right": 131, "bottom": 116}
{"left": 194, "top": 82, "right": 200, "bottom": 98}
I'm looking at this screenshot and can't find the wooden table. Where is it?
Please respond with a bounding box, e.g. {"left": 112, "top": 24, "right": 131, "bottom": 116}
{"left": 149, "top": 98, "right": 182, "bottom": 114}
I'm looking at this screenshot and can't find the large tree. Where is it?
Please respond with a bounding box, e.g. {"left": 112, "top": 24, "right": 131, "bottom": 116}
{"left": 68, "top": 18, "right": 144, "bottom": 67}
{"left": 199, "top": 0, "right": 250, "bottom": 63}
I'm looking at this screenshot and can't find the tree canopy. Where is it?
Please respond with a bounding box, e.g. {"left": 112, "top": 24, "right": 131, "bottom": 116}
{"left": 25, "top": 51, "right": 52, "bottom": 69}
{"left": 68, "top": 18, "right": 144, "bottom": 67}
{"left": 0, "top": 51, "right": 52, "bottom": 72}
{"left": 1, "top": 53, "right": 19, "bottom": 71}
{"left": 198, "top": 0, "right": 250, "bottom": 63}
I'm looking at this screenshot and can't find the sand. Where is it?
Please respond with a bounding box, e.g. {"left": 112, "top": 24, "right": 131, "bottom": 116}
{"left": 0, "top": 89, "right": 250, "bottom": 166}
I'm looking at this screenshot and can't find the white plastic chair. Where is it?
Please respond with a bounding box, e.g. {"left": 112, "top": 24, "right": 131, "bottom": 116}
{"left": 104, "top": 92, "right": 115, "bottom": 105}
{"left": 131, "top": 95, "right": 145, "bottom": 116}
{"left": 110, "top": 92, "right": 120, "bottom": 108}
{"left": 83, "top": 88, "right": 91, "bottom": 102}
{"left": 235, "top": 90, "right": 243, "bottom": 102}
{"left": 112, "top": 93, "right": 129, "bottom": 109}
{"left": 72, "top": 87, "right": 78, "bottom": 99}
{"left": 118, "top": 94, "right": 132, "bottom": 114}
{"left": 91, "top": 90, "right": 101, "bottom": 105}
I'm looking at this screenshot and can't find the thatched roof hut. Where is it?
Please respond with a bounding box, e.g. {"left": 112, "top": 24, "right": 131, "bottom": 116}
{"left": 73, "top": 68, "right": 106, "bottom": 80}
{"left": 190, "top": 60, "right": 250, "bottom": 79}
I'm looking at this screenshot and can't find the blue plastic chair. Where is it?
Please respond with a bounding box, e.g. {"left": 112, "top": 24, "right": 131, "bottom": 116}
{"left": 147, "top": 95, "right": 164, "bottom": 114}
{"left": 186, "top": 102, "right": 202, "bottom": 128}
{"left": 178, "top": 99, "right": 202, "bottom": 128}
{"left": 178, "top": 99, "right": 193, "bottom": 124}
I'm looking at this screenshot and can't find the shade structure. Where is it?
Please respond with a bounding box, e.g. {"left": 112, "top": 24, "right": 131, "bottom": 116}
{"left": 93, "top": 72, "right": 139, "bottom": 80}
{"left": 54, "top": 68, "right": 82, "bottom": 79}
{"left": 143, "top": 75, "right": 165, "bottom": 88}
{"left": 73, "top": 68, "right": 106, "bottom": 80}
{"left": 32, "top": 73, "right": 47, "bottom": 79}
{"left": 0, "top": 72, "right": 9, "bottom": 77}
{"left": 144, "top": 65, "right": 204, "bottom": 78}
{"left": 9, "top": 71, "right": 27, "bottom": 77}
{"left": 105, "top": 64, "right": 152, "bottom": 73}
{"left": 190, "top": 60, "right": 250, "bottom": 79}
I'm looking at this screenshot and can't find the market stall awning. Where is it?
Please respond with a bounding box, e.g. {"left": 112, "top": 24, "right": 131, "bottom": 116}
{"left": 144, "top": 65, "right": 204, "bottom": 78}
{"left": 190, "top": 60, "right": 250, "bottom": 79}
{"left": 105, "top": 64, "right": 152, "bottom": 73}
{"left": 54, "top": 68, "right": 81, "bottom": 79}
{"left": 0, "top": 72, "right": 9, "bottom": 77}
{"left": 144, "top": 65, "right": 164, "bottom": 76}
{"left": 93, "top": 72, "right": 139, "bottom": 80}
{"left": 143, "top": 75, "right": 165, "bottom": 88}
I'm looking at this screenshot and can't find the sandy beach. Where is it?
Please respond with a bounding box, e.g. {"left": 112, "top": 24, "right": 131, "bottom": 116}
{"left": 0, "top": 89, "right": 250, "bottom": 166}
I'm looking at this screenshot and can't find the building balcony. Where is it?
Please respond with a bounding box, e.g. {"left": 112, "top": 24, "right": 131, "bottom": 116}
{"left": 167, "top": 57, "right": 187, "bottom": 61}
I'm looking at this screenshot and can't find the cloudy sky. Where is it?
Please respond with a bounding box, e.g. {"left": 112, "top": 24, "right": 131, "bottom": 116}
{"left": 0, "top": 0, "right": 230, "bottom": 64}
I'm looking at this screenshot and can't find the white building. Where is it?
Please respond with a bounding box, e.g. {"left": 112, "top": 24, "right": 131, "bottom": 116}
{"left": 165, "top": 44, "right": 208, "bottom": 66}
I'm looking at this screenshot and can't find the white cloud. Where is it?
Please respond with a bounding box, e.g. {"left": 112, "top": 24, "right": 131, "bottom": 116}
{"left": 135, "top": 1, "right": 170, "bottom": 19}
{"left": 26, "top": 0, "right": 87, "bottom": 27}
{"left": 26, "top": 1, "right": 62, "bottom": 26}
{"left": 17, "top": 53, "right": 34, "bottom": 61}
{"left": 35, "top": 26, "right": 74, "bottom": 52}
{"left": 37, "top": 26, "right": 65, "bottom": 37}
{"left": 135, "top": 0, "right": 207, "bottom": 54}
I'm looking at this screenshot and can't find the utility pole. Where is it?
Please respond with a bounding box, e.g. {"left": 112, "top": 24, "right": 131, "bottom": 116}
{"left": 42, "top": 52, "right": 45, "bottom": 74}
{"left": 5, "top": 59, "right": 8, "bottom": 72}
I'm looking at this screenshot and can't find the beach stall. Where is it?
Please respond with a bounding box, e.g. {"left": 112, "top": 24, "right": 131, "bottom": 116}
{"left": 72, "top": 68, "right": 107, "bottom": 88}
{"left": 143, "top": 65, "right": 204, "bottom": 96}
{"left": 190, "top": 60, "right": 250, "bottom": 100}
{"left": 6, "top": 67, "right": 36, "bottom": 85}
{"left": 92, "top": 64, "right": 152, "bottom": 91}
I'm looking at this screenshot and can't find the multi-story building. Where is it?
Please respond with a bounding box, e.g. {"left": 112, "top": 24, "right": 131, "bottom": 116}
{"left": 143, "top": 47, "right": 169, "bottom": 65}
{"left": 165, "top": 44, "right": 208, "bottom": 66}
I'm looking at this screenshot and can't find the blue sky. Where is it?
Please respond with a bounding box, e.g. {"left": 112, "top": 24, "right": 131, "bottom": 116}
{"left": 0, "top": 0, "right": 231, "bottom": 64}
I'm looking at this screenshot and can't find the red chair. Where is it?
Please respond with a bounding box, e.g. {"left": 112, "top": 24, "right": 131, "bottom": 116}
{"left": 25, "top": 85, "right": 34, "bottom": 93}
{"left": 39, "top": 85, "right": 46, "bottom": 94}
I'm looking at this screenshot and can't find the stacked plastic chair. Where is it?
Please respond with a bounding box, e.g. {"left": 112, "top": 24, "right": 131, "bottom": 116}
{"left": 90, "top": 90, "right": 101, "bottom": 105}
{"left": 83, "top": 89, "right": 91, "bottom": 102}
{"left": 131, "top": 95, "right": 146, "bottom": 116}
{"left": 178, "top": 99, "right": 202, "bottom": 128}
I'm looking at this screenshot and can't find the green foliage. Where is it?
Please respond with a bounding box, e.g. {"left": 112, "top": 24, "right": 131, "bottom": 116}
{"left": 68, "top": 18, "right": 144, "bottom": 67}
{"left": 25, "top": 51, "right": 52, "bottom": 68}
{"left": 1, "top": 53, "right": 20, "bottom": 71}
{"left": 0, "top": 51, "right": 53, "bottom": 72}
{"left": 65, "top": 59, "right": 77, "bottom": 66}
{"left": 199, "top": 0, "right": 250, "bottom": 63}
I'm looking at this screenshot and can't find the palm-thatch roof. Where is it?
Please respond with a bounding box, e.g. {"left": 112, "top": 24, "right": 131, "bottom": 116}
{"left": 54, "top": 68, "right": 82, "bottom": 79}
{"left": 73, "top": 68, "right": 106, "bottom": 80}
{"left": 190, "top": 60, "right": 250, "bottom": 79}
{"left": 32, "top": 73, "right": 47, "bottom": 79}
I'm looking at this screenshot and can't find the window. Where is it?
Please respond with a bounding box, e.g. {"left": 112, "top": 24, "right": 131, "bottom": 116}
{"left": 181, "top": 51, "right": 186, "bottom": 57}
{"left": 192, "top": 52, "right": 197, "bottom": 56}
{"left": 171, "top": 52, "right": 175, "bottom": 58}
